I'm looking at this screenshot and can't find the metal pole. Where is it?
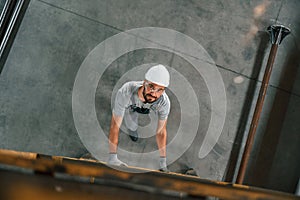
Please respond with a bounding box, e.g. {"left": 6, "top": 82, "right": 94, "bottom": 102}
{"left": 236, "top": 25, "right": 290, "bottom": 184}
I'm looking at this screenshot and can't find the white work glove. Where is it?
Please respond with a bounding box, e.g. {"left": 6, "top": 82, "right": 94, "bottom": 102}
{"left": 159, "top": 157, "right": 169, "bottom": 172}
{"left": 107, "top": 153, "right": 128, "bottom": 167}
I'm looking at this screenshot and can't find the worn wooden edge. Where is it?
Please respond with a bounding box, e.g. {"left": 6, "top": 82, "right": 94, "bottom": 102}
{"left": 0, "top": 149, "right": 298, "bottom": 200}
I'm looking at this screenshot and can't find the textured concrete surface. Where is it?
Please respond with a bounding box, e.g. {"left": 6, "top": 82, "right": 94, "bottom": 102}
{"left": 0, "top": 0, "right": 299, "bottom": 193}
{"left": 0, "top": 0, "right": 5, "bottom": 11}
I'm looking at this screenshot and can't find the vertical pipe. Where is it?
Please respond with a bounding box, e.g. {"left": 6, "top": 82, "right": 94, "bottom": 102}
{"left": 236, "top": 25, "right": 290, "bottom": 184}
{"left": 236, "top": 44, "right": 278, "bottom": 184}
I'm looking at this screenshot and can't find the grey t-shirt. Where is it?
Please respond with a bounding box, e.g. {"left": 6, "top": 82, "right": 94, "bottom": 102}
{"left": 113, "top": 81, "right": 170, "bottom": 120}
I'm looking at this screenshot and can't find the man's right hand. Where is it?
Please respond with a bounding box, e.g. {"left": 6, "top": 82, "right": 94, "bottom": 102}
{"left": 107, "top": 153, "right": 128, "bottom": 167}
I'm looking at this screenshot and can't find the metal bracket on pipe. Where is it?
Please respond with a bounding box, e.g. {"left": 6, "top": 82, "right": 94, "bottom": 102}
{"left": 267, "top": 25, "right": 291, "bottom": 45}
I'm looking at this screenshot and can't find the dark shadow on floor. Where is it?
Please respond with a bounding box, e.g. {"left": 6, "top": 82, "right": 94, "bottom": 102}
{"left": 224, "top": 31, "right": 269, "bottom": 182}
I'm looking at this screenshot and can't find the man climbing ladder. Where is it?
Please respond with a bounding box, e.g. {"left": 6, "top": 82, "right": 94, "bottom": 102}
{"left": 107, "top": 64, "right": 171, "bottom": 172}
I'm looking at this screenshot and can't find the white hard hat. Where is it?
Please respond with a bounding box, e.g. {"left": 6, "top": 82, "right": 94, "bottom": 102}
{"left": 145, "top": 64, "right": 170, "bottom": 87}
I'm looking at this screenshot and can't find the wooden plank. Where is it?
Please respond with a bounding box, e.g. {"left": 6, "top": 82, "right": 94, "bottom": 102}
{"left": 0, "top": 149, "right": 298, "bottom": 200}
{"left": 0, "top": 170, "right": 197, "bottom": 200}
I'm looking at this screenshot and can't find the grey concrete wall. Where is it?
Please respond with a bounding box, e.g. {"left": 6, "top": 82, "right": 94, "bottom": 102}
{"left": 0, "top": 0, "right": 299, "bottom": 193}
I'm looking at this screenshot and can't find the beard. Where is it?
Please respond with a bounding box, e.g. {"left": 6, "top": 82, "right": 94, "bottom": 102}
{"left": 143, "top": 87, "right": 157, "bottom": 103}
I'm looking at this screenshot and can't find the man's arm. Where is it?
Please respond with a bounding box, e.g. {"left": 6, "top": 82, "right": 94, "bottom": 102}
{"left": 109, "top": 114, "right": 123, "bottom": 153}
{"left": 156, "top": 119, "right": 167, "bottom": 157}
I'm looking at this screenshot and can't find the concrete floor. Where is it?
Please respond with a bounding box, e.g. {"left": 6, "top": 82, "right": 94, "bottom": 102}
{"left": 0, "top": 0, "right": 299, "bottom": 193}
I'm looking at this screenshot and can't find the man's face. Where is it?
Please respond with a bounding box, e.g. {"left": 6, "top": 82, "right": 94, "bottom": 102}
{"left": 143, "top": 81, "right": 165, "bottom": 103}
